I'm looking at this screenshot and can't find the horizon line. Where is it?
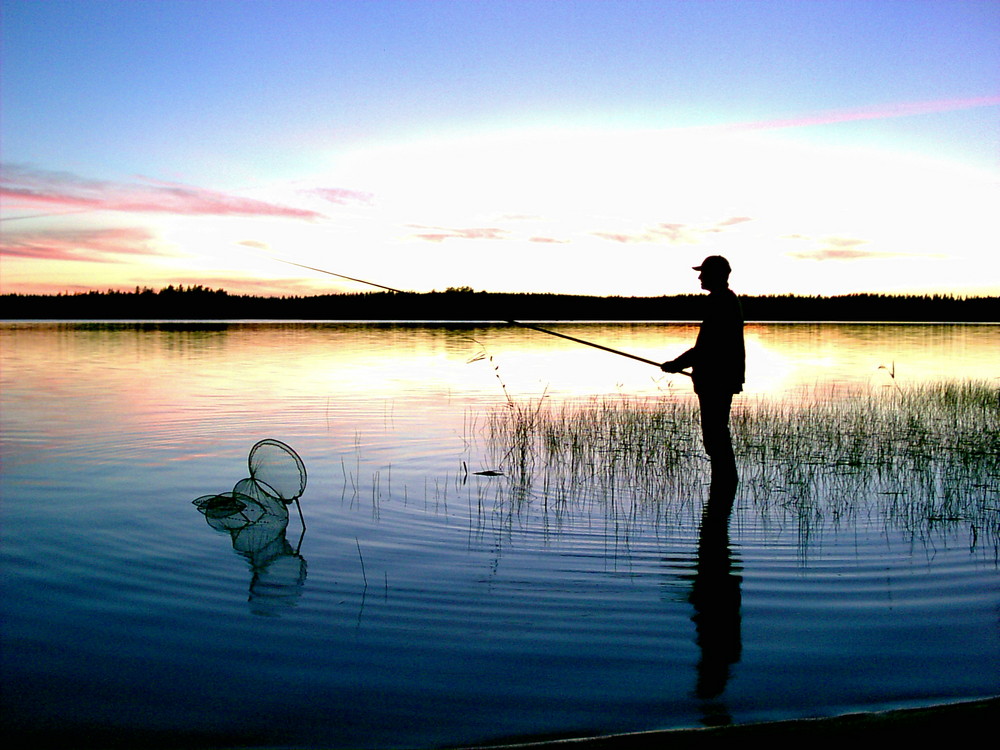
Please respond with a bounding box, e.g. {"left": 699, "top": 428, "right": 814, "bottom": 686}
{"left": 2, "top": 287, "right": 998, "bottom": 300}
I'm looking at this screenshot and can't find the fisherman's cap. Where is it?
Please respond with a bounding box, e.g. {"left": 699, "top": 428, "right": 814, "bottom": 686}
{"left": 693, "top": 255, "right": 731, "bottom": 274}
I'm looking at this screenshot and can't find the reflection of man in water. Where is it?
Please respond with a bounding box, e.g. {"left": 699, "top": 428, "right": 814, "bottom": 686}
{"left": 690, "top": 464, "right": 741, "bottom": 710}
{"left": 661, "top": 256, "right": 745, "bottom": 473}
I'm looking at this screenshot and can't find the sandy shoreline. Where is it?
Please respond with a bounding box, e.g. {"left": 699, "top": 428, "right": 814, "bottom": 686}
{"left": 6, "top": 696, "right": 996, "bottom": 748}
{"left": 468, "top": 697, "right": 998, "bottom": 749}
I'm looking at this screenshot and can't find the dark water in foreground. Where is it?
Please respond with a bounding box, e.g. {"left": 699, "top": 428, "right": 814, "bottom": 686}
{"left": 1, "top": 322, "right": 997, "bottom": 748}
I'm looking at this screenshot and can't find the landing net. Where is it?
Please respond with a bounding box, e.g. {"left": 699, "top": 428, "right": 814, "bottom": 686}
{"left": 248, "top": 438, "right": 307, "bottom": 503}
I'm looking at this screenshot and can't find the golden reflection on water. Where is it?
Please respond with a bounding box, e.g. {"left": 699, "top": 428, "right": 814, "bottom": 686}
{"left": 4, "top": 321, "right": 993, "bottom": 479}
{"left": 451, "top": 322, "right": 1000, "bottom": 401}
{"left": 2, "top": 323, "right": 997, "bottom": 413}
{"left": 743, "top": 323, "right": 999, "bottom": 398}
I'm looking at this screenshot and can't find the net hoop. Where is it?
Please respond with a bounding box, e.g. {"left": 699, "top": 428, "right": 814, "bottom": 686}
{"left": 248, "top": 439, "right": 307, "bottom": 503}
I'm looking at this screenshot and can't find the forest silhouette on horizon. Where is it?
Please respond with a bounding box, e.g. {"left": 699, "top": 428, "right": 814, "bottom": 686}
{"left": 3, "top": 285, "right": 997, "bottom": 322}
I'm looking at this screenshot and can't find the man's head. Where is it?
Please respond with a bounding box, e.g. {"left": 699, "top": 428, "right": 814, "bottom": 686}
{"left": 693, "top": 255, "right": 731, "bottom": 291}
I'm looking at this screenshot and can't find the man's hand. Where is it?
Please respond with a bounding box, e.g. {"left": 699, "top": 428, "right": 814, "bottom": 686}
{"left": 660, "top": 359, "right": 681, "bottom": 373}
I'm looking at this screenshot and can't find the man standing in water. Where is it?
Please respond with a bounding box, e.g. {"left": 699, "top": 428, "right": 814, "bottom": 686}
{"left": 661, "top": 256, "right": 745, "bottom": 475}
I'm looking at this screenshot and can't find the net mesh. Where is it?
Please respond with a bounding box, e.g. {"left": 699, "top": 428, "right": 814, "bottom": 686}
{"left": 192, "top": 491, "right": 251, "bottom": 520}
{"left": 230, "top": 477, "right": 282, "bottom": 514}
{"left": 248, "top": 439, "right": 307, "bottom": 503}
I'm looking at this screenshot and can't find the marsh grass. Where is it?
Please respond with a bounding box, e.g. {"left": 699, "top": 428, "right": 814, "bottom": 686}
{"left": 481, "top": 380, "right": 1000, "bottom": 554}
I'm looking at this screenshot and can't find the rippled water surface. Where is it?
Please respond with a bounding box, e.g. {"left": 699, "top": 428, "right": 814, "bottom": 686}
{"left": 2, "top": 322, "right": 997, "bottom": 748}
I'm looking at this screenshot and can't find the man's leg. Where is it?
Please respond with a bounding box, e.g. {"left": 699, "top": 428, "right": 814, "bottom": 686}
{"left": 698, "top": 390, "right": 735, "bottom": 469}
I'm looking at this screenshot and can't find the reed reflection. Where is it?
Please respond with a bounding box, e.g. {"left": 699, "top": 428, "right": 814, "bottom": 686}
{"left": 192, "top": 439, "right": 308, "bottom": 615}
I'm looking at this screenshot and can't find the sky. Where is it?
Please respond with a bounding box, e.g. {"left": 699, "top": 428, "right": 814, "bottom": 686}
{"left": 1, "top": 0, "right": 998, "bottom": 298}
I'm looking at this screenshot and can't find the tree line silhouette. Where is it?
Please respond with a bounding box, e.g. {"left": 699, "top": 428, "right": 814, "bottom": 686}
{"left": 3, "top": 285, "right": 997, "bottom": 322}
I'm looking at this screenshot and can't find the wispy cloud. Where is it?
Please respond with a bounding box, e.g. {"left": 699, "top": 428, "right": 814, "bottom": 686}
{"left": 714, "top": 216, "right": 753, "bottom": 228}
{"left": 0, "top": 165, "right": 323, "bottom": 219}
{"left": 408, "top": 225, "right": 510, "bottom": 242}
{"left": 791, "top": 247, "right": 887, "bottom": 261}
{"left": 312, "top": 187, "right": 375, "bottom": 206}
{"left": 787, "top": 235, "right": 914, "bottom": 261}
{"left": 497, "top": 213, "right": 543, "bottom": 222}
{"left": 593, "top": 216, "right": 752, "bottom": 244}
{"left": 237, "top": 240, "right": 271, "bottom": 250}
{"left": 592, "top": 231, "right": 650, "bottom": 244}
{"left": 0, "top": 227, "right": 166, "bottom": 263}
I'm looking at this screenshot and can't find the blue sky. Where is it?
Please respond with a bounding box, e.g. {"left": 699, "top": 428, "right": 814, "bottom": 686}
{"left": 2, "top": 0, "right": 998, "bottom": 297}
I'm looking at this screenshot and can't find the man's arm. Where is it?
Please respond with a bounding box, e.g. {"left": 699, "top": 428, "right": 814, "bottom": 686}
{"left": 661, "top": 347, "right": 697, "bottom": 373}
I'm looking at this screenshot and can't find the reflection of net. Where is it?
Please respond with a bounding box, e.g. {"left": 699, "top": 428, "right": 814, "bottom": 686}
{"left": 192, "top": 491, "right": 256, "bottom": 522}
{"left": 248, "top": 439, "right": 307, "bottom": 503}
{"left": 191, "top": 440, "right": 308, "bottom": 614}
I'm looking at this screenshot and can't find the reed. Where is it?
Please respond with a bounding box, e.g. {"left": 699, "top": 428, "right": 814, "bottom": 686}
{"left": 480, "top": 380, "right": 1000, "bottom": 552}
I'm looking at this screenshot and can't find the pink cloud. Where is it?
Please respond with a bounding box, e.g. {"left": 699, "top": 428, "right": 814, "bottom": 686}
{"left": 653, "top": 223, "right": 700, "bottom": 242}
{"left": 0, "top": 280, "right": 99, "bottom": 295}
{"left": 786, "top": 235, "right": 912, "bottom": 261}
{"left": 592, "top": 232, "right": 643, "bottom": 244}
{"left": 593, "top": 217, "right": 750, "bottom": 245}
{"left": 0, "top": 227, "right": 166, "bottom": 263}
{"left": 826, "top": 237, "right": 867, "bottom": 248}
{"left": 313, "top": 187, "right": 375, "bottom": 206}
{"left": 409, "top": 225, "right": 510, "bottom": 242}
{"left": 529, "top": 236, "right": 569, "bottom": 244}
{"left": 593, "top": 226, "right": 692, "bottom": 244}
{"left": 3, "top": 275, "right": 323, "bottom": 297}
{"left": 714, "top": 216, "right": 753, "bottom": 228}
{"left": 791, "top": 248, "right": 892, "bottom": 261}
{"left": 1, "top": 165, "right": 323, "bottom": 220}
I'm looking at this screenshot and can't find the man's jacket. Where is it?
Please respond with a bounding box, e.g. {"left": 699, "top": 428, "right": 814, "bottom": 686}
{"left": 673, "top": 288, "right": 745, "bottom": 394}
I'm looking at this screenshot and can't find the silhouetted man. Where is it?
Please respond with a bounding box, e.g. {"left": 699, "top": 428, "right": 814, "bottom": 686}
{"left": 661, "top": 256, "right": 744, "bottom": 473}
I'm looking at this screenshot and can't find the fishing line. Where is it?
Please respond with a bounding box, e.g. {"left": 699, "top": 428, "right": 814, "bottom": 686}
{"left": 274, "top": 258, "right": 407, "bottom": 294}
{"left": 273, "top": 257, "right": 690, "bottom": 375}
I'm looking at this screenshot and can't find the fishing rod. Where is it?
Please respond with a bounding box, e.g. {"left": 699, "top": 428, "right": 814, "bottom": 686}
{"left": 274, "top": 257, "right": 691, "bottom": 376}
{"left": 506, "top": 320, "right": 668, "bottom": 368}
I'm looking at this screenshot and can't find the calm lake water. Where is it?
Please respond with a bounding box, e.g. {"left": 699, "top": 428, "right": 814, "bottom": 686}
{"left": 1, "top": 321, "right": 998, "bottom": 748}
